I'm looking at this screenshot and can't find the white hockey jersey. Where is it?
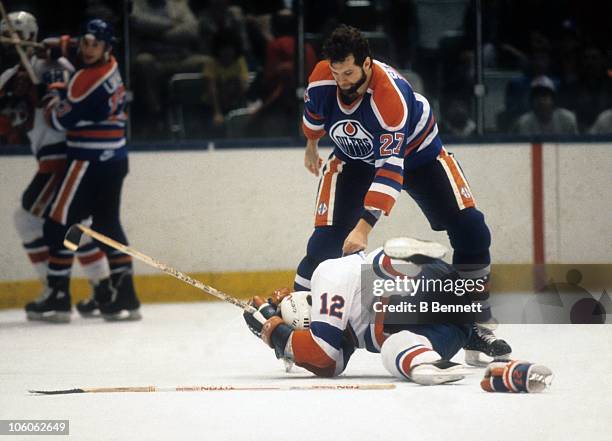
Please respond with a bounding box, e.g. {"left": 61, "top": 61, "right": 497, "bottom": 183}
{"left": 290, "top": 248, "right": 395, "bottom": 376}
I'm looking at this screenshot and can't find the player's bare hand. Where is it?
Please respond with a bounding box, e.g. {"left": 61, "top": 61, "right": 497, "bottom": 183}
{"left": 304, "top": 140, "right": 323, "bottom": 176}
{"left": 342, "top": 219, "right": 373, "bottom": 254}
{"left": 343, "top": 229, "right": 368, "bottom": 254}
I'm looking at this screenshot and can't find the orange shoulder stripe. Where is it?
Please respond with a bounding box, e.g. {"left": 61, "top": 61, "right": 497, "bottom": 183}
{"left": 69, "top": 57, "right": 116, "bottom": 101}
{"left": 369, "top": 63, "right": 406, "bottom": 130}
{"left": 308, "top": 60, "right": 334, "bottom": 84}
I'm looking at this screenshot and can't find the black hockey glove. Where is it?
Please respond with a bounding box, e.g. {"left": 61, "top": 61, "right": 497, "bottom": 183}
{"left": 243, "top": 296, "right": 279, "bottom": 338}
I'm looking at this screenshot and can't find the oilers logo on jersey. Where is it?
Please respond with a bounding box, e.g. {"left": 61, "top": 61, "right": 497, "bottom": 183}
{"left": 329, "top": 120, "right": 374, "bottom": 160}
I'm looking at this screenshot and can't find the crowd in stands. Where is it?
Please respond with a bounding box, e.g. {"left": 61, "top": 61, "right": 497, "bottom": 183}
{"left": 1, "top": 0, "right": 611, "bottom": 143}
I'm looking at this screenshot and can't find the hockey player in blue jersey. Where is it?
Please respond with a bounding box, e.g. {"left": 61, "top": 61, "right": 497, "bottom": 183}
{"left": 25, "top": 19, "right": 140, "bottom": 322}
{"left": 294, "top": 25, "right": 510, "bottom": 364}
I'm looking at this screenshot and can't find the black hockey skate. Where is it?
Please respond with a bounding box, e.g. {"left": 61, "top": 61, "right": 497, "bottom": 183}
{"left": 409, "top": 360, "right": 467, "bottom": 385}
{"left": 464, "top": 324, "right": 512, "bottom": 367}
{"left": 25, "top": 276, "right": 71, "bottom": 323}
{"left": 99, "top": 271, "right": 141, "bottom": 321}
{"left": 76, "top": 278, "right": 116, "bottom": 317}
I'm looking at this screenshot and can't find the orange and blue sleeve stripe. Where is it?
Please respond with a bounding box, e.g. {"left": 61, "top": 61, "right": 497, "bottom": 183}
{"left": 292, "top": 328, "right": 337, "bottom": 377}
{"left": 302, "top": 108, "right": 326, "bottom": 140}
{"left": 363, "top": 156, "right": 404, "bottom": 215}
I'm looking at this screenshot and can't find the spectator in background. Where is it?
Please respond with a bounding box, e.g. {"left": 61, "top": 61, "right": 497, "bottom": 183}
{"left": 130, "top": 0, "right": 208, "bottom": 134}
{"left": 247, "top": 9, "right": 316, "bottom": 137}
{"left": 498, "top": 31, "right": 558, "bottom": 132}
{"left": 439, "top": 92, "right": 476, "bottom": 137}
{"left": 588, "top": 108, "right": 612, "bottom": 135}
{"left": 202, "top": 29, "right": 249, "bottom": 127}
{"left": 514, "top": 75, "right": 578, "bottom": 136}
{"left": 198, "top": 0, "right": 250, "bottom": 60}
{"left": 558, "top": 45, "right": 612, "bottom": 133}
{"left": 238, "top": 0, "right": 285, "bottom": 70}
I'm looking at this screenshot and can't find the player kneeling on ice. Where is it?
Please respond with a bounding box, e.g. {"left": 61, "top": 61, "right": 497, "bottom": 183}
{"left": 244, "top": 237, "right": 552, "bottom": 390}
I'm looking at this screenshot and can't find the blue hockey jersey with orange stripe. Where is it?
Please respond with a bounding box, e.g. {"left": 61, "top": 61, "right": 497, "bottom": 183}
{"left": 46, "top": 56, "right": 127, "bottom": 162}
{"left": 302, "top": 60, "right": 442, "bottom": 215}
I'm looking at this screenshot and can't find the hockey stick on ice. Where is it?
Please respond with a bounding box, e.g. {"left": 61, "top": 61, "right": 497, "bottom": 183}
{"left": 30, "top": 383, "right": 396, "bottom": 395}
{"left": 63, "top": 224, "right": 262, "bottom": 317}
{"left": 0, "top": 1, "right": 39, "bottom": 84}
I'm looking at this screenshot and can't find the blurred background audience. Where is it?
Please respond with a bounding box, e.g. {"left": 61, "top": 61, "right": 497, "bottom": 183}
{"left": 1, "top": 0, "right": 611, "bottom": 143}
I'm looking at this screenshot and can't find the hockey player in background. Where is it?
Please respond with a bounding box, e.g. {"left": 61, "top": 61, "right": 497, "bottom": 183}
{"left": 25, "top": 18, "right": 141, "bottom": 322}
{"left": 0, "top": 11, "right": 115, "bottom": 320}
{"left": 294, "top": 25, "right": 509, "bottom": 365}
{"left": 245, "top": 237, "right": 552, "bottom": 392}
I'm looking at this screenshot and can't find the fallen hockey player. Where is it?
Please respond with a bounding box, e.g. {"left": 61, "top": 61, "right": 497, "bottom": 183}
{"left": 244, "top": 237, "right": 552, "bottom": 390}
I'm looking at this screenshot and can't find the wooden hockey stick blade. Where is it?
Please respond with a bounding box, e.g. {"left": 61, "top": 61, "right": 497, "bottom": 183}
{"left": 29, "top": 388, "right": 85, "bottom": 395}
{"left": 62, "top": 224, "right": 259, "bottom": 315}
{"left": 30, "top": 384, "right": 396, "bottom": 395}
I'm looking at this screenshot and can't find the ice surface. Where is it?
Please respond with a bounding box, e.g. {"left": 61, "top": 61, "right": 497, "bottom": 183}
{"left": 1, "top": 302, "right": 611, "bottom": 441}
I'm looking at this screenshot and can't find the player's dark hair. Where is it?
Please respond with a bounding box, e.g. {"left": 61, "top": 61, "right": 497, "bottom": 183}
{"left": 322, "top": 25, "right": 371, "bottom": 66}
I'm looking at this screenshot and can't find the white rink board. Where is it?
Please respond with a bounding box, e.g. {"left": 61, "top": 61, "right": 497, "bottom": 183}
{"left": 0, "top": 143, "right": 610, "bottom": 281}
{"left": 0, "top": 303, "right": 611, "bottom": 441}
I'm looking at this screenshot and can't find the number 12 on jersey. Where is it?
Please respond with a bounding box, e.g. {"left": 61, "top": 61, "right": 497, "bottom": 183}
{"left": 319, "top": 293, "right": 345, "bottom": 319}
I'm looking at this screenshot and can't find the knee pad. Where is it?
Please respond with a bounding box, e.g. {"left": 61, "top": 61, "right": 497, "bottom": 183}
{"left": 447, "top": 208, "right": 491, "bottom": 265}
{"left": 13, "top": 207, "right": 44, "bottom": 243}
{"left": 380, "top": 331, "right": 438, "bottom": 380}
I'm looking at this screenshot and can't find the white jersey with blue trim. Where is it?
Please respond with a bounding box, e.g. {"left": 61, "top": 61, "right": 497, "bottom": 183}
{"left": 30, "top": 56, "right": 74, "bottom": 155}
{"left": 309, "top": 249, "right": 388, "bottom": 360}
{"left": 302, "top": 59, "right": 443, "bottom": 215}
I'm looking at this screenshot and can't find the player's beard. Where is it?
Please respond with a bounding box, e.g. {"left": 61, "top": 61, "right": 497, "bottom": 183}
{"left": 338, "top": 67, "right": 367, "bottom": 104}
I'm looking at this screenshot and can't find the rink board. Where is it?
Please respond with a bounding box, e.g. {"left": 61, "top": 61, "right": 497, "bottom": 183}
{"left": 0, "top": 143, "right": 610, "bottom": 307}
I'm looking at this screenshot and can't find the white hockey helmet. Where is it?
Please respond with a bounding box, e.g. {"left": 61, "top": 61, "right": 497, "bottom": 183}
{"left": 0, "top": 11, "right": 38, "bottom": 42}
{"left": 279, "top": 291, "right": 312, "bottom": 330}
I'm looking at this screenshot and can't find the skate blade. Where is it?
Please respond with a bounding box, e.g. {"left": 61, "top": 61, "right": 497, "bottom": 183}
{"left": 102, "top": 309, "right": 142, "bottom": 322}
{"left": 77, "top": 309, "right": 101, "bottom": 318}
{"left": 465, "top": 350, "right": 511, "bottom": 367}
{"left": 409, "top": 364, "right": 468, "bottom": 385}
{"left": 383, "top": 237, "right": 448, "bottom": 260}
{"left": 26, "top": 311, "right": 71, "bottom": 323}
